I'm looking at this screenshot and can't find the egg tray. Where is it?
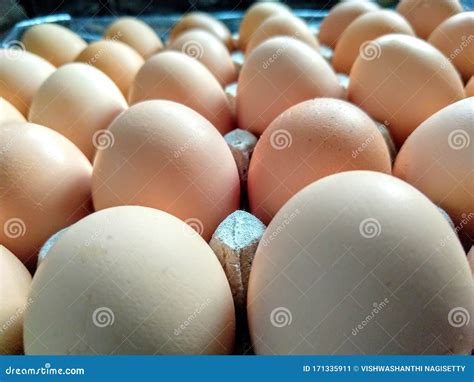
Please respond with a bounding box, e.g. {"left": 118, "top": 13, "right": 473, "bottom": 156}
{"left": 1, "top": 9, "right": 327, "bottom": 46}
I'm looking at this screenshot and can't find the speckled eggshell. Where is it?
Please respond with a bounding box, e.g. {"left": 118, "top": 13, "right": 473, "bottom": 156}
{"left": 75, "top": 40, "right": 144, "bottom": 96}
{"left": 332, "top": 10, "right": 414, "bottom": 74}
{"left": 428, "top": 12, "right": 474, "bottom": 83}
{"left": 393, "top": 98, "right": 473, "bottom": 241}
{"left": 22, "top": 23, "right": 87, "bottom": 67}
{"left": 24, "top": 206, "right": 235, "bottom": 354}
{"left": 28, "top": 63, "right": 128, "bottom": 161}
{"left": 396, "top": 0, "right": 463, "bottom": 40}
{"left": 0, "top": 123, "right": 92, "bottom": 269}
{"left": 128, "top": 51, "right": 234, "bottom": 135}
{"left": 169, "top": 12, "right": 233, "bottom": 51}
{"left": 0, "top": 245, "right": 32, "bottom": 354}
{"left": 168, "top": 29, "right": 237, "bottom": 86}
{"left": 349, "top": 34, "right": 465, "bottom": 148}
{"left": 248, "top": 98, "right": 391, "bottom": 224}
{"left": 247, "top": 171, "right": 473, "bottom": 354}
{"left": 466, "top": 77, "right": 474, "bottom": 97}
{"left": 0, "top": 49, "right": 55, "bottom": 116}
{"left": 104, "top": 17, "right": 163, "bottom": 58}
{"left": 318, "top": 1, "right": 380, "bottom": 48}
{"left": 246, "top": 14, "right": 319, "bottom": 55}
{"left": 92, "top": 100, "right": 240, "bottom": 241}
{"left": 237, "top": 37, "right": 343, "bottom": 135}
{"left": 238, "top": 2, "right": 290, "bottom": 51}
{"left": 0, "top": 98, "right": 25, "bottom": 125}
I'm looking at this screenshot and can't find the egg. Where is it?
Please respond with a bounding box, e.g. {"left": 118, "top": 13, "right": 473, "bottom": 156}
{"left": 396, "top": 0, "right": 463, "bottom": 39}
{"left": 0, "top": 98, "right": 25, "bottom": 125}
{"left": 466, "top": 77, "right": 474, "bottom": 97}
{"left": 168, "top": 29, "right": 237, "bottom": 86}
{"left": 332, "top": 10, "right": 415, "bottom": 74}
{"left": 24, "top": 206, "right": 235, "bottom": 354}
{"left": 0, "top": 49, "right": 55, "bottom": 116}
{"left": 128, "top": 52, "right": 234, "bottom": 135}
{"left": 247, "top": 171, "right": 473, "bottom": 354}
{"left": 248, "top": 98, "right": 391, "bottom": 224}
{"left": 349, "top": 34, "right": 465, "bottom": 148}
{"left": 92, "top": 100, "right": 240, "bottom": 241}
{"left": 393, "top": 97, "right": 473, "bottom": 243}
{"left": 75, "top": 40, "right": 144, "bottom": 96}
{"left": 237, "top": 37, "right": 343, "bottom": 135}
{"left": 0, "top": 245, "right": 32, "bottom": 354}
{"left": 468, "top": 247, "right": 474, "bottom": 274}
{"left": 428, "top": 12, "right": 474, "bottom": 83}
{"left": 169, "top": 12, "right": 233, "bottom": 51}
{"left": 21, "top": 23, "right": 87, "bottom": 67}
{"left": 104, "top": 17, "right": 163, "bottom": 58}
{"left": 245, "top": 14, "right": 319, "bottom": 55}
{"left": 28, "top": 63, "right": 128, "bottom": 161}
{"left": 238, "top": 2, "right": 290, "bottom": 51}
{"left": 0, "top": 123, "right": 92, "bottom": 269}
{"left": 318, "top": 1, "right": 380, "bottom": 48}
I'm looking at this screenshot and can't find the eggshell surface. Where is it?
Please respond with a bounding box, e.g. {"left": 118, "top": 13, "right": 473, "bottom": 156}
{"left": 393, "top": 98, "right": 474, "bottom": 241}
{"left": 318, "top": 1, "right": 380, "bottom": 48}
{"left": 28, "top": 63, "right": 128, "bottom": 161}
{"left": 128, "top": 52, "right": 233, "bottom": 134}
{"left": 92, "top": 100, "right": 240, "bottom": 241}
{"left": 466, "top": 77, "right": 474, "bottom": 97}
{"left": 75, "top": 40, "right": 144, "bottom": 96}
{"left": 22, "top": 23, "right": 87, "bottom": 66}
{"left": 0, "top": 49, "right": 55, "bottom": 116}
{"left": 397, "top": 0, "right": 463, "bottom": 39}
{"left": 0, "top": 123, "right": 92, "bottom": 268}
{"left": 0, "top": 246, "right": 32, "bottom": 354}
{"left": 24, "top": 206, "right": 235, "bottom": 354}
{"left": 332, "top": 10, "right": 415, "bottom": 74}
{"left": 248, "top": 171, "right": 473, "bottom": 354}
{"left": 248, "top": 99, "right": 392, "bottom": 224}
{"left": 237, "top": 37, "right": 343, "bottom": 135}
{"left": 168, "top": 29, "right": 237, "bottom": 86}
{"left": 0, "top": 98, "right": 25, "bottom": 125}
{"left": 349, "top": 34, "right": 465, "bottom": 148}
{"left": 428, "top": 12, "right": 474, "bottom": 82}
{"left": 169, "top": 12, "right": 233, "bottom": 51}
{"left": 104, "top": 17, "right": 163, "bottom": 58}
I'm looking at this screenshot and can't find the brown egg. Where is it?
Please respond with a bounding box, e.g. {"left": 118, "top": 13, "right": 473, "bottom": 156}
{"left": 248, "top": 98, "right": 391, "bottom": 224}
{"left": 237, "top": 37, "right": 343, "bottom": 135}
{"left": 238, "top": 2, "right": 290, "bottom": 51}
{"left": 396, "top": 0, "right": 463, "bottom": 40}
{"left": 0, "top": 245, "right": 31, "bottom": 354}
{"left": 168, "top": 29, "right": 237, "bottom": 86}
{"left": 333, "top": 10, "right": 414, "bottom": 74}
{"left": 75, "top": 40, "right": 144, "bottom": 96}
{"left": 0, "top": 49, "right": 55, "bottom": 116}
{"left": 28, "top": 63, "right": 128, "bottom": 161}
{"left": 428, "top": 12, "right": 474, "bottom": 83}
{"left": 128, "top": 51, "right": 234, "bottom": 134}
{"left": 0, "top": 122, "right": 92, "bottom": 269}
{"left": 394, "top": 98, "right": 473, "bottom": 242}
{"left": 0, "top": 98, "right": 25, "bottom": 125}
{"left": 318, "top": 1, "right": 380, "bottom": 48}
{"left": 92, "top": 100, "right": 240, "bottom": 241}
{"left": 248, "top": 171, "right": 473, "bottom": 354}
{"left": 169, "top": 12, "right": 233, "bottom": 51}
{"left": 349, "top": 34, "right": 465, "bottom": 148}
{"left": 466, "top": 77, "right": 474, "bottom": 97}
{"left": 104, "top": 17, "right": 163, "bottom": 58}
{"left": 22, "top": 23, "right": 87, "bottom": 67}
{"left": 246, "top": 14, "right": 319, "bottom": 55}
